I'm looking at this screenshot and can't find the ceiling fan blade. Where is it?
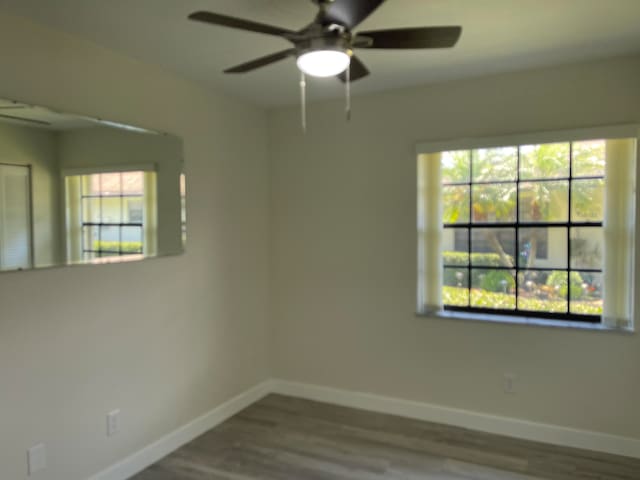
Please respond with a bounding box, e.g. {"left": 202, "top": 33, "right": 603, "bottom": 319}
{"left": 188, "top": 11, "right": 297, "bottom": 38}
{"left": 355, "top": 26, "right": 462, "bottom": 49}
{"left": 0, "top": 114, "right": 50, "bottom": 126}
{"left": 320, "top": 0, "right": 386, "bottom": 30}
{"left": 224, "top": 49, "right": 297, "bottom": 73}
{"left": 338, "top": 56, "right": 370, "bottom": 82}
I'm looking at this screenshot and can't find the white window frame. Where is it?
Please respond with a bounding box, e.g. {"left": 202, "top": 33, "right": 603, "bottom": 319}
{"left": 416, "top": 125, "right": 639, "bottom": 331}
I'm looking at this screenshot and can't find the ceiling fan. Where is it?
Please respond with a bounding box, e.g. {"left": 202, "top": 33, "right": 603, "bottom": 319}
{"left": 188, "top": 0, "right": 462, "bottom": 127}
{"left": 188, "top": 0, "right": 461, "bottom": 80}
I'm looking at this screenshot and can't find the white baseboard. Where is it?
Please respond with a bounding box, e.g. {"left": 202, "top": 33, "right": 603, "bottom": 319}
{"left": 89, "top": 380, "right": 274, "bottom": 480}
{"left": 271, "top": 379, "right": 640, "bottom": 460}
{"left": 89, "top": 377, "right": 640, "bottom": 480}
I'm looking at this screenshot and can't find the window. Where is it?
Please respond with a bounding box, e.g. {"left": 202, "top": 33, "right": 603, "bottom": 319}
{"left": 65, "top": 169, "right": 157, "bottom": 263}
{"left": 417, "top": 129, "right": 637, "bottom": 328}
{"left": 79, "top": 171, "right": 144, "bottom": 259}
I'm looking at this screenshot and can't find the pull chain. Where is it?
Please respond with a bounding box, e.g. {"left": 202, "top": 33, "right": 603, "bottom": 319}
{"left": 300, "top": 71, "right": 307, "bottom": 133}
{"left": 345, "top": 63, "right": 351, "bottom": 122}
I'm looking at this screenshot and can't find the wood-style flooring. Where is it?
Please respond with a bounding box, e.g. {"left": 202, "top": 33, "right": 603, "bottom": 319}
{"left": 131, "top": 394, "right": 640, "bottom": 480}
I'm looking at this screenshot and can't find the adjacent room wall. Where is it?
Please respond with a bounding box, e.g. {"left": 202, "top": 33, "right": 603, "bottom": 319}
{"left": 269, "top": 55, "right": 640, "bottom": 441}
{"left": 0, "top": 11, "right": 270, "bottom": 480}
{"left": 0, "top": 122, "right": 61, "bottom": 267}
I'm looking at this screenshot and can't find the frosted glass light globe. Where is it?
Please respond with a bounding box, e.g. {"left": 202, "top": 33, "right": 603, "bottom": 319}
{"left": 296, "top": 50, "right": 350, "bottom": 77}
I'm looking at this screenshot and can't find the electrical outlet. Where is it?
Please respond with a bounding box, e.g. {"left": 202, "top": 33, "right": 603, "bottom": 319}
{"left": 107, "top": 409, "right": 120, "bottom": 436}
{"left": 27, "top": 443, "right": 46, "bottom": 475}
{"left": 504, "top": 373, "right": 517, "bottom": 394}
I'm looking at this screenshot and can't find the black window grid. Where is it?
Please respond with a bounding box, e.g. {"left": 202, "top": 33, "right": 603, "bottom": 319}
{"left": 442, "top": 145, "right": 603, "bottom": 323}
{"left": 80, "top": 173, "right": 145, "bottom": 258}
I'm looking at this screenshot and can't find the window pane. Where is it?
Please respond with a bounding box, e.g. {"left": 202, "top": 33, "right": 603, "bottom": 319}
{"left": 82, "top": 225, "right": 99, "bottom": 253}
{"left": 443, "top": 185, "right": 469, "bottom": 224}
{"left": 100, "top": 225, "right": 120, "bottom": 245}
{"left": 101, "top": 196, "right": 122, "bottom": 224}
{"left": 441, "top": 150, "right": 470, "bottom": 184}
{"left": 517, "top": 270, "right": 568, "bottom": 313}
{"left": 518, "top": 227, "right": 566, "bottom": 268}
{"left": 519, "top": 181, "right": 568, "bottom": 222}
{"left": 470, "top": 269, "right": 515, "bottom": 309}
{"left": 121, "top": 226, "right": 143, "bottom": 253}
{"left": 544, "top": 270, "right": 571, "bottom": 300}
{"left": 82, "top": 197, "right": 101, "bottom": 223}
{"left": 572, "top": 140, "right": 605, "bottom": 178}
{"left": 570, "top": 227, "right": 603, "bottom": 269}
{"left": 570, "top": 271, "right": 603, "bottom": 315}
{"left": 472, "top": 147, "right": 517, "bottom": 182}
{"left": 126, "top": 198, "right": 143, "bottom": 223}
{"left": 443, "top": 267, "right": 469, "bottom": 306}
{"left": 472, "top": 183, "right": 516, "bottom": 222}
{"left": 442, "top": 228, "right": 468, "bottom": 266}
{"left": 520, "top": 143, "right": 569, "bottom": 180}
{"left": 83, "top": 175, "right": 99, "bottom": 196}
{"left": 571, "top": 179, "right": 604, "bottom": 222}
{"left": 122, "top": 171, "right": 144, "bottom": 195}
{"left": 99, "top": 173, "right": 122, "bottom": 196}
{"left": 470, "top": 228, "right": 515, "bottom": 266}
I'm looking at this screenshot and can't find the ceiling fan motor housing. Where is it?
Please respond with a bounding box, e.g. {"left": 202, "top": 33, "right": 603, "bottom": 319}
{"left": 295, "top": 35, "right": 353, "bottom": 58}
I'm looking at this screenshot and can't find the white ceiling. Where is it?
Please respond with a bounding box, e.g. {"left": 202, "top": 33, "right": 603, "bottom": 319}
{"left": 1, "top": 0, "right": 640, "bottom": 107}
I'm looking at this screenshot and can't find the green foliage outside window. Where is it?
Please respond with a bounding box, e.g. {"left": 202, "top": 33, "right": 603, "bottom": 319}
{"left": 480, "top": 270, "right": 515, "bottom": 293}
{"left": 546, "top": 270, "right": 584, "bottom": 300}
{"left": 93, "top": 240, "right": 143, "bottom": 253}
{"left": 442, "top": 286, "right": 601, "bottom": 315}
{"left": 440, "top": 140, "right": 605, "bottom": 317}
{"left": 443, "top": 251, "right": 513, "bottom": 287}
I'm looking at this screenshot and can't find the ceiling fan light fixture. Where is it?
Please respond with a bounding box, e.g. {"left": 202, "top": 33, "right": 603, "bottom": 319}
{"left": 296, "top": 49, "right": 351, "bottom": 78}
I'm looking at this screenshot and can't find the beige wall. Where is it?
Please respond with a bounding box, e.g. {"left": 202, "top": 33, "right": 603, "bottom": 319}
{"left": 0, "top": 12, "right": 270, "bottom": 480}
{"left": 0, "top": 122, "right": 61, "bottom": 267}
{"left": 269, "top": 56, "right": 640, "bottom": 440}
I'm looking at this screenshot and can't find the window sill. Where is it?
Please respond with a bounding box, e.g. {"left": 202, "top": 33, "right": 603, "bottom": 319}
{"left": 416, "top": 309, "right": 634, "bottom": 334}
